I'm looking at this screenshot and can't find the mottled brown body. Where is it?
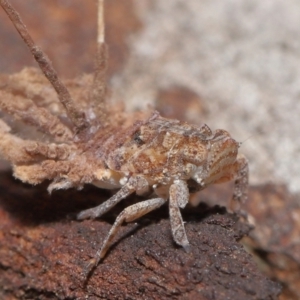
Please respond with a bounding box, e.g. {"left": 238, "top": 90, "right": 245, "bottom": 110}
{"left": 0, "top": 0, "right": 248, "bottom": 275}
{"left": 107, "top": 116, "right": 241, "bottom": 185}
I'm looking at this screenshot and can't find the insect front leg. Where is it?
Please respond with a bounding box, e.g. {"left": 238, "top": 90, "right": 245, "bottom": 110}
{"left": 77, "top": 175, "right": 149, "bottom": 220}
{"left": 169, "top": 180, "right": 190, "bottom": 250}
{"left": 85, "top": 197, "right": 166, "bottom": 274}
{"left": 230, "top": 154, "right": 249, "bottom": 213}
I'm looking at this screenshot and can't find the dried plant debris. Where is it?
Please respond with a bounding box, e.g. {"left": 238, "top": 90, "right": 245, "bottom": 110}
{"left": 0, "top": 172, "right": 281, "bottom": 300}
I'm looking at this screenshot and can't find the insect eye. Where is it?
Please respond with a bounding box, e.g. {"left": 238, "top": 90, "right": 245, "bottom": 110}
{"left": 133, "top": 131, "right": 145, "bottom": 145}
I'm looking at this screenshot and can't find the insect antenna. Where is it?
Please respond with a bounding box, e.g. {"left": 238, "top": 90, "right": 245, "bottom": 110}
{"left": 0, "top": 0, "right": 89, "bottom": 133}
{"left": 238, "top": 133, "right": 258, "bottom": 148}
{"left": 89, "top": 0, "right": 109, "bottom": 124}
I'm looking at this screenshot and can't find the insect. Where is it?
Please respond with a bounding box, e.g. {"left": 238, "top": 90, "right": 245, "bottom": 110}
{"left": 0, "top": 0, "right": 248, "bottom": 274}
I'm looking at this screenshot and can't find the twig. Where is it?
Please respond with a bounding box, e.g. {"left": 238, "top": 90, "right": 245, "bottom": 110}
{"left": 0, "top": 0, "right": 89, "bottom": 132}
{"left": 89, "top": 0, "right": 108, "bottom": 124}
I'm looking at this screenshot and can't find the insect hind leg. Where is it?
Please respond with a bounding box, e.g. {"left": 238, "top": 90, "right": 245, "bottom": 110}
{"left": 86, "top": 197, "right": 166, "bottom": 275}
{"left": 77, "top": 175, "right": 149, "bottom": 220}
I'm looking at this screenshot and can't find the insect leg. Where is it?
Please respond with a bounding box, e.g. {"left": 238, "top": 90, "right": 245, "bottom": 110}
{"left": 77, "top": 176, "right": 149, "bottom": 220}
{"left": 87, "top": 197, "right": 166, "bottom": 272}
{"left": 230, "top": 154, "right": 249, "bottom": 213}
{"left": 169, "top": 180, "right": 190, "bottom": 249}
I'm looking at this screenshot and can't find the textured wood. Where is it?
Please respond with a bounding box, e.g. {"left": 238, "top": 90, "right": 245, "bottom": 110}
{"left": 0, "top": 172, "right": 281, "bottom": 299}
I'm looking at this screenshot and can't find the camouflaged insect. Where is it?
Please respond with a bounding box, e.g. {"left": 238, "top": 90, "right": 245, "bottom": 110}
{"left": 0, "top": 0, "right": 248, "bottom": 273}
